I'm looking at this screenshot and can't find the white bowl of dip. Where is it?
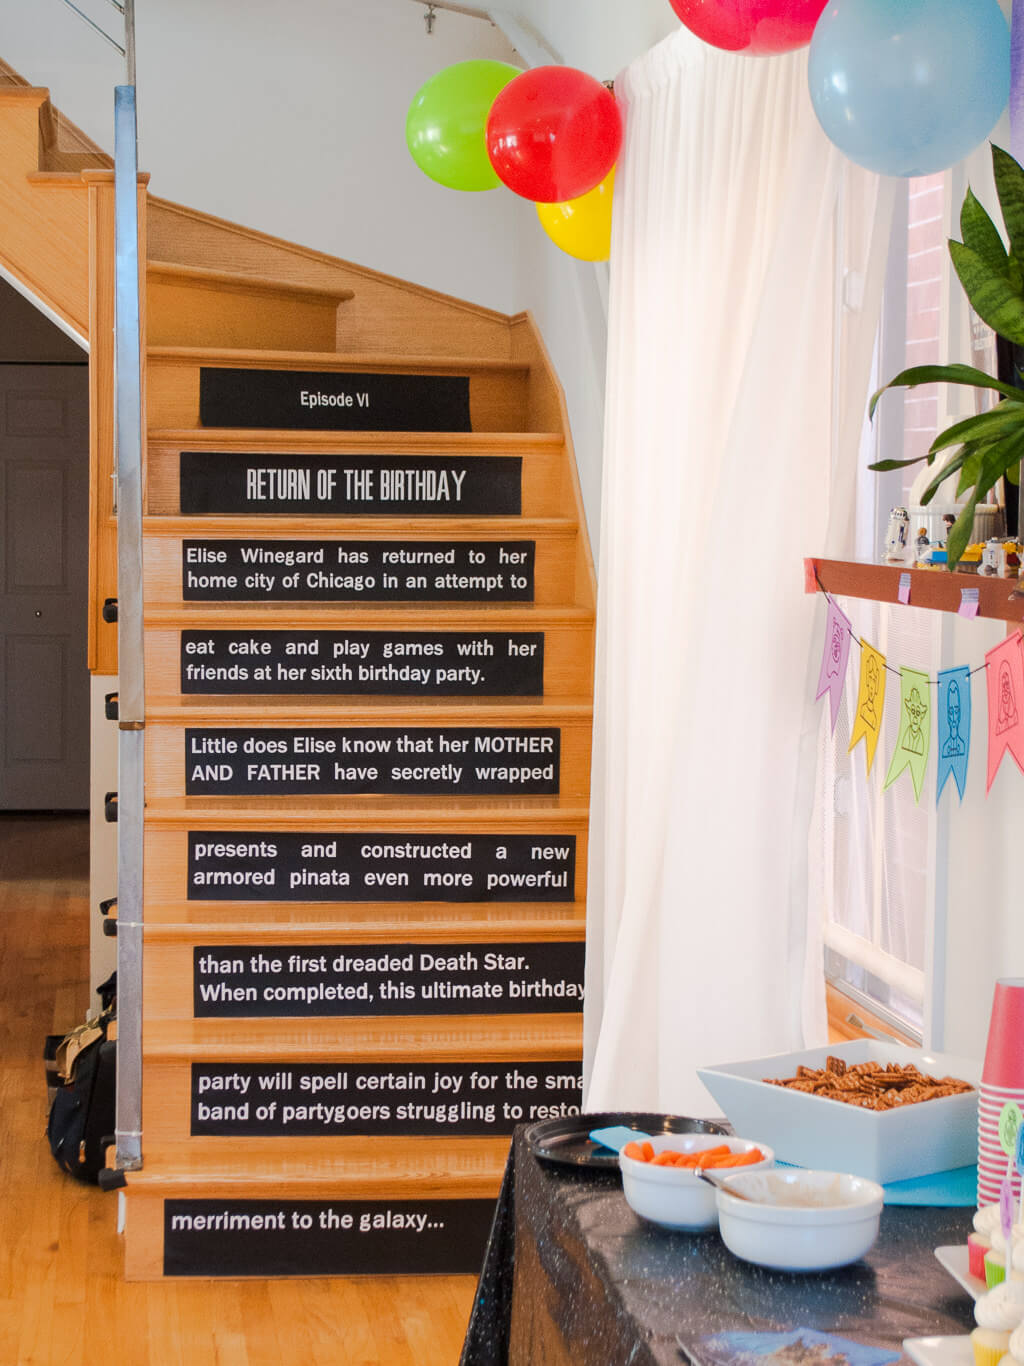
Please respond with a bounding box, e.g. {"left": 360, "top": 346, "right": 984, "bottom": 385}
{"left": 715, "top": 1168, "right": 884, "bottom": 1271}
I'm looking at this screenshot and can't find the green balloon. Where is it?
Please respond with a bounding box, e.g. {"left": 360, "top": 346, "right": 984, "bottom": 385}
{"left": 406, "top": 59, "right": 521, "bottom": 191}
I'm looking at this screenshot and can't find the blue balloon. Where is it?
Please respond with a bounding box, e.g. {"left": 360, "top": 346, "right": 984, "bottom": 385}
{"left": 809, "top": 0, "right": 1010, "bottom": 177}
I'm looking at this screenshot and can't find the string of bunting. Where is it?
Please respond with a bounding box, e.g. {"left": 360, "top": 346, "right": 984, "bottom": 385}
{"left": 813, "top": 570, "right": 1024, "bottom": 803}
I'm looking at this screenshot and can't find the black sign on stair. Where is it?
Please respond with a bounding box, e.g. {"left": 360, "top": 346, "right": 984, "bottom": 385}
{"left": 181, "top": 539, "right": 535, "bottom": 603}
{"left": 179, "top": 452, "right": 522, "bottom": 516}
{"left": 164, "top": 1198, "right": 493, "bottom": 1277}
{"left": 190, "top": 1060, "right": 583, "bottom": 1137}
{"left": 180, "top": 629, "right": 544, "bottom": 696}
{"left": 187, "top": 833, "right": 577, "bottom": 904}
{"left": 199, "top": 367, "right": 472, "bottom": 432}
{"left": 192, "top": 938, "right": 585, "bottom": 1015}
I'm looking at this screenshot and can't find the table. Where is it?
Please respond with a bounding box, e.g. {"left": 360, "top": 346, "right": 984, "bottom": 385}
{"left": 460, "top": 1130, "right": 977, "bottom": 1366}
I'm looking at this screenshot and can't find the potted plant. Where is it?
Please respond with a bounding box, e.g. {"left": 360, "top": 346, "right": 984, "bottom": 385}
{"left": 869, "top": 144, "right": 1024, "bottom": 570}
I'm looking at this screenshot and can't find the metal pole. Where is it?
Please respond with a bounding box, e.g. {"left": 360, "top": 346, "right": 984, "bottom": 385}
{"left": 124, "top": 0, "right": 136, "bottom": 90}
{"left": 113, "top": 81, "right": 144, "bottom": 1172}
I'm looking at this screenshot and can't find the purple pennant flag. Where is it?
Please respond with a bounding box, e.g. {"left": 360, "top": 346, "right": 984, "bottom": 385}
{"left": 815, "top": 598, "right": 852, "bottom": 733}
{"left": 1013, "top": 0, "right": 1024, "bottom": 162}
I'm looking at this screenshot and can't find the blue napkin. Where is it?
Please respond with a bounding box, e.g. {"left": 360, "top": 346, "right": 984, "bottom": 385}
{"left": 589, "top": 1125, "right": 651, "bottom": 1153}
{"left": 777, "top": 1160, "right": 977, "bottom": 1207}
{"left": 881, "top": 1164, "right": 976, "bottom": 1207}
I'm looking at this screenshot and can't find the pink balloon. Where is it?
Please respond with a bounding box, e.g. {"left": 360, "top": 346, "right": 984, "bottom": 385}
{"left": 668, "top": 0, "right": 829, "bottom": 55}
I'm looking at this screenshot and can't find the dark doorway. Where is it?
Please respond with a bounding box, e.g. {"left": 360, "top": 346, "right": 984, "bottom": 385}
{"left": 0, "top": 279, "right": 89, "bottom": 809}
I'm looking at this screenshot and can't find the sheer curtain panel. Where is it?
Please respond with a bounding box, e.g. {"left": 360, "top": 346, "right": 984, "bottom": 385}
{"left": 584, "top": 29, "right": 896, "bottom": 1114}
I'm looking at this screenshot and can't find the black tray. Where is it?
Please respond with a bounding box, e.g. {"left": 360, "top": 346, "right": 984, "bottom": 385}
{"left": 523, "top": 1110, "right": 728, "bottom": 1170}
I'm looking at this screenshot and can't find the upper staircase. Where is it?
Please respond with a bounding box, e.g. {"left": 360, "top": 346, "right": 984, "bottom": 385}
{"left": 0, "top": 63, "right": 594, "bottom": 1280}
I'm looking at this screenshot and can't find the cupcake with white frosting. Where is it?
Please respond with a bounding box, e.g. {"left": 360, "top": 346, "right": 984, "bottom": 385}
{"left": 973, "top": 1205, "right": 1003, "bottom": 1280}
{"left": 973, "top": 1279, "right": 1024, "bottom": 1366}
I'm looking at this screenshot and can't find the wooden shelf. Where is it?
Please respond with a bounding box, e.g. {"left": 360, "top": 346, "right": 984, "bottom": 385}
{"left": 806, "top": 557, "right": 1024, "bottom": 626}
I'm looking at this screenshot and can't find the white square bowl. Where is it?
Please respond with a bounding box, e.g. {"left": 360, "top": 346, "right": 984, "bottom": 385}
{"left": 696, "top": 1040, "right": 980, "bottom": 1185}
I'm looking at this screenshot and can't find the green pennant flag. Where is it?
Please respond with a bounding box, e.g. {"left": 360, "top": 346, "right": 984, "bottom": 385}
{"left": 883, "top": 666, "right": 931, "bottom": 803}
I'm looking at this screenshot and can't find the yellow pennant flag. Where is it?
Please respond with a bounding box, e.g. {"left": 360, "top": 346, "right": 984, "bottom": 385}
{"left": 849, "top": 642, "right": 886, "bottom": 774}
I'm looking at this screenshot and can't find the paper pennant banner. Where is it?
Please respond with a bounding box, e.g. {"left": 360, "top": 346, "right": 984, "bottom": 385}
{"left": 986, "top": 634, "right": 1024, "bottom": 792}
{"left": 849, "top": 641, "right": 887, "bottom": 775}
{"left": 936, "top": 666, "right": 971, "bottom": 802}
{"left": 815, "top": 599, "right": 853, "bottom": 733}
{"left": 883, "top": 667, "right": 930, "bottom": 802}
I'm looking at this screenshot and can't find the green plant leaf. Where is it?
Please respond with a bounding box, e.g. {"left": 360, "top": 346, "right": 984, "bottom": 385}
{"left": 868, "top": 363, "right": 1023, "bottom": 419}
{"left": 950, "top": 241, "right": 1024, "bottom": 345}
{"left": 1008, "top": 462, "right": 1021, "bottom": 486}
{"left": 945, "top": 497, "right": 979, "bottom": 570}
{"left": 919, "top": 445, "right": 977, "bottom": 505}
{"left": 960, "top": 187, "right": 1009, "bottom": 277}
{"left": 956, "top": 448, "right": 985, "bottom": 497}
{"left": 993, "top": 145, "right": 1024, "bottom": 263}
{"left": 944, "top": 429, "right": 1024, "bottom": 568}
{"left": 928, "top": 402, "right": 1024, "bottom": 454}
{"left": 867, "top": 456, "right": 929, "bottom": 472}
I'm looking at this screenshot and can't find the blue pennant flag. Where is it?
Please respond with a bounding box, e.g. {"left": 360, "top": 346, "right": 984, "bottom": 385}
{"left": 937, "top": 665, "right": 971, "bottom": 802}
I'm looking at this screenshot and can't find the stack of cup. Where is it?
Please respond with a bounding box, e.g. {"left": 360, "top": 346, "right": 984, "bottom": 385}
{"left": 978, "top": 978, "right": 1024, "bottom": 1206}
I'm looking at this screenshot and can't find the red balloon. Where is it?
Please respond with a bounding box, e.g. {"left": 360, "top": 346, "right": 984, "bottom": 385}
{"left": 486, "top": 66, "right": 622, "bottom": 204}
{"left": 668, "top": 0, "right": 829, "bottom": 55}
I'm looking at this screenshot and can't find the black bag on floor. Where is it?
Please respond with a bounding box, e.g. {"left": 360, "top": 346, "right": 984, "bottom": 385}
{"left": 45, "top": 972, "right": 117, "bottom": 1184}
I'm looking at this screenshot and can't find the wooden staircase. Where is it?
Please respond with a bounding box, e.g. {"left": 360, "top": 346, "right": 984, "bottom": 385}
{"left": 0, "top": 67, "right": 594, "bottom": 1280}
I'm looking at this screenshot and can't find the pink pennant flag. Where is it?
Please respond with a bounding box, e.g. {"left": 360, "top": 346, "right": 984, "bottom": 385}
{"left": 815, "top": 598, "right": 852, "bottom": 733}
{"left": 986, "top": 633, "right": 1024, "bottom": 792}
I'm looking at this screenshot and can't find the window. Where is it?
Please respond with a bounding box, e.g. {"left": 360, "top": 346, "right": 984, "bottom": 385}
{"left": 821, "top": 174, "right": 952, "bottom": 1042}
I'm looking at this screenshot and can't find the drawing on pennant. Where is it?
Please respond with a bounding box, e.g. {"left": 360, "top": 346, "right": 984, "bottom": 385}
{"left": 901, "top": 687, "right": 927, "bottom": 756}
{"left": 860, "top": 654, "right": 880, "bottom": 731}
{"left": 942, "top": 679, "right": 965, "bottom": 758}
{"left": 998, "top": 661, "right": 1019, "bottom": 735}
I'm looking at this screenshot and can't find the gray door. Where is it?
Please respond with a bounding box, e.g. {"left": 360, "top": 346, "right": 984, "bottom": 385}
{"left": 0, "top": 364, "right": 90, "bottom": 809}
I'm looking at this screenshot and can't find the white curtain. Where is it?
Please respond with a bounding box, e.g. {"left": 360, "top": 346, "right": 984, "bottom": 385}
{"left": 584, "top": 28, "right": 897, "bottom": 1115}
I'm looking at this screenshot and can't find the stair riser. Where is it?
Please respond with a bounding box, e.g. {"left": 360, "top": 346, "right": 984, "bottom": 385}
{"left": 123, "top": 1185, "right": 502, "bottom": 1281}
{"left": 146, "top": 715, "right": 592, "bottom": 802}
{"left": 148, "top": 357, "right": 530, "bottom": 432}
{"left": 144, "top": 933, "right": 586, "bottom": 1021}
{"left": 142, "top": 1052, "right": 582, "bottom": 1145}
{"left": 144, "top": 526, "right": 580, "bottom": 608}
{"left": 145, "top": 438, "right": 570, "bottom": 517}
{"left": 143, "top": 823, "right": 589, "bottom": 909}
{"left": 145, "top": 621, "right": 593, "bottom": 703}
{"left": 148, "top": 278, "right": 339, "bottom": 352}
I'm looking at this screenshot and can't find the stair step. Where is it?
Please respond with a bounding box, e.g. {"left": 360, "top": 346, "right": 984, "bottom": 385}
{"left": 141, "top": 900, "right": 587, "bottom": 933}
{"left": 25, "top": 170, "right": 88, "bottom": 188}
{"left": 149, "top": 261, "right": 355, "bottom": 304}
{"left": 146, "top": 346, "right": 534, "bottom": 432}
{"left": 0, "top": 86, "right": 48, "bottom": 107}
{"left": 147, "top": 261, "right": 355, "bottom": 352}
{"left": 127, "top": 1138, "right": 510, "bottom": 1187}
{"left": 144, "top": 796, "right": 590, "bottom": 822}
{"left": 146, "top": 695, "right": 593, "bottom": 720}
{"left": 145, "top": 1016, "right": 582, "bottom": 1060}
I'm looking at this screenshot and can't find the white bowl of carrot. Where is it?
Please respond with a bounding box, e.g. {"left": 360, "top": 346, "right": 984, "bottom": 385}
{"left": 619, "top": 1135, "right": 774, "bottom": 1232}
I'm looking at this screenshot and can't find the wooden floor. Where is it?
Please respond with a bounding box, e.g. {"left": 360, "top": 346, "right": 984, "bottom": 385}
{"left": 0, "top": 813, "right": 476, "bottom": 1366}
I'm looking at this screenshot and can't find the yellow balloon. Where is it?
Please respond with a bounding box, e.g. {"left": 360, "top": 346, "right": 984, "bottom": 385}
{"left": 536, "top": 167, "right": 615, "bottom": 261}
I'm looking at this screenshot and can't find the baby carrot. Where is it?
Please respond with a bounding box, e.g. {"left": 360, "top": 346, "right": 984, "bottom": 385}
{"left": 622, "top": 1141, "right": 645, "bottom": 1161}
{"left": 640, "top": 1141, "right": 655, "bottom": 1163}
{"left": 714, "top": 1148, "right": 764, "bottom": 1167}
